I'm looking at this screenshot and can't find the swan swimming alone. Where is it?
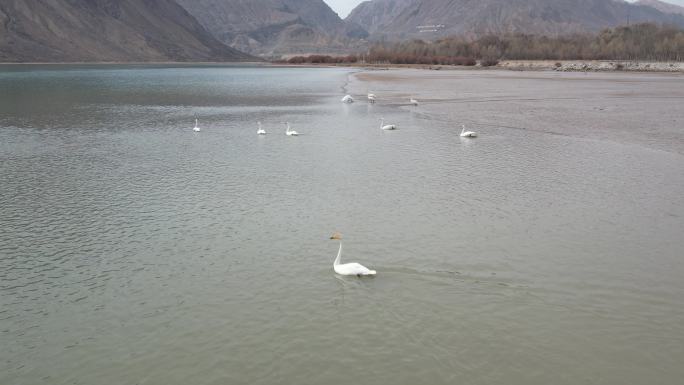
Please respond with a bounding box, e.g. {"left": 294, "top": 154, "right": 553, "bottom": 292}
{"left": 380, "top": 118, "right": 397, "bottom": 130}
{"left": 285, "top": 122, "right": 299, "bottom": 136}
{"left": 341, "top": 95, "right": 354, "bottom": 103}
{"left": 409, "top": 97, "right": 419, "bottom": 106}
{"left": 193, "top": 119, "right": 201, "bottom": 132}
{"left": 257, "top": 121, "right": 266, "bottom": 135}
{"left": 330, "top": 233, "right": 376, "bottom": 276}
{"left": 368, "top": 92, "right": 376, "bottom": 103}
{"left": 460, "top": 124, "right": 477, "bottom": 138}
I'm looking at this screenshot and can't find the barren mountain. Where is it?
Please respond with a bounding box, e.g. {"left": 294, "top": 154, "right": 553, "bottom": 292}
{"left": 347, "top": 0, "right": 684, "bottom": 40}
{"left": 176, "top": 0, "right": 368, "bottom": 56}
{"left": 0, "top": 0, "right": 254, "bottom": 62}
{"left": 346, "top": 0, "right": 414, "bottom": 35}
{"left": 636, "top": 0, "right": 684, "bottom": 15}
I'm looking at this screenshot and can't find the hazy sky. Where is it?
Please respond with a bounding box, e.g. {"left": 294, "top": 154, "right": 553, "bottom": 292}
{"left": 324, "top": 0, "right": 367, "bottom": 18}
{"left": 324, "top": 0, "right": 684, "bottom": 18}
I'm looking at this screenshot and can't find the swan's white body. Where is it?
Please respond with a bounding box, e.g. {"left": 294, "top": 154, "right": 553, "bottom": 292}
{"left": 342, "top": 95, "right": 354, "bottom": 103}
{"left": 285, "top": 122, "right": 299, "bottom": 136}
{"left": 332, "top": 242, "right": 376, "bottom": 276}
{"left": 193, "top": 119, "right": 201, "bottom": 132}
{"left": 257, "top": 121, "right": 266, "bottom": 135}
{"left": 380, "top": 118, "right": 397, "bottom": 130}
{"left": 368, "top": 93, "right": 376, "bottom": 103}
{"left": 460, "top": 124, "right": 477, "bottom": 137}
{"left": 409, "top": 97, "right": 419, "bottom": 106}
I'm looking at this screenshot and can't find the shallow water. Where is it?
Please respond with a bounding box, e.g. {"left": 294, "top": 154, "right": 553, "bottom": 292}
{"left": 1, "top": 65, "right": 683, "bottom": 385}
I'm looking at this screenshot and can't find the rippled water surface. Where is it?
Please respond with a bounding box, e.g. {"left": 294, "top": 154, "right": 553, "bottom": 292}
{"left": 1, "top": 65, "right": 684, "bottom": 385}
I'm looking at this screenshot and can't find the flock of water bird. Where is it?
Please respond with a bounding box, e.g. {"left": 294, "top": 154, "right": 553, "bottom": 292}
{"left": 192, "top": 92, "right": 478, "bottom": 139}
{"left": 190, "top": 91, "right": 478, "bottom": 276}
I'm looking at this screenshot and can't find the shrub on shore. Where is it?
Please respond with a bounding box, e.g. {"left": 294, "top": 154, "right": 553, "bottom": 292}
{"left": 286, "top": 55, "right": 358, "bottom": 64}
{"left": 480, "top": 58, "right": 500, "bottom": 67}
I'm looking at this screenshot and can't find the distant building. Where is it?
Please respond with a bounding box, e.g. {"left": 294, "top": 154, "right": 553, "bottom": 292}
{"left": 416, "top": 24, "right": 445, "bottom": 33}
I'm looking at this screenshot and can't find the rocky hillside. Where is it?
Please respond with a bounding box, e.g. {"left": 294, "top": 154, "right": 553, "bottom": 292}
{"left": 346, "top": 0, "right": 414, "bottom": 36}
{"left": 0, "top": 0, "right": 254, "bottom": 62}
{"left": 636, "top": 0, "right": 684, "bottom": 16}
{"left": 176, "top": 0, "right": 368, "bottom": 57}
{"left": 347, "top": 0, "right": 684, "bottom": 40}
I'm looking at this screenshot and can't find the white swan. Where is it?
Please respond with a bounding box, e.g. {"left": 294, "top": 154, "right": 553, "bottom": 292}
{"left": 380, "top": 118, "right": 397, "bottom": 130}
{"left": 257, "top": 121, "right": 266, "bottom": 135}
{"left": 409, "top": 97, "right": 419, "bottom": 106}
{"left": 368, "top": 92, "right": 376, "bottom": 103}
{"left": 341, "top": 95, "right": 354, "bottom": 103}
{"left": 285, "top": 122, "right": 299, "bottom": 136}
{"left": 193, "top": 119, "right": 201, "bottom": 132}
{"left": 460, "top": 124, "right": 477, "bottom": 138}
{"left": 330, "top": 233, "right": 376, "bottom": 276}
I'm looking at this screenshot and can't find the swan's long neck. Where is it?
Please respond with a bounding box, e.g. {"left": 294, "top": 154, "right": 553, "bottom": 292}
{"left": 380, "top": 119, "right": 384, "bottom": 129}
{"left": 195, "top": 119, "right": 198, "bottom": 127}
{"left": 461, "top": 125, "right": 465, "bottom": 135}
{"left": 334, "top": 242, "right": 342, "bottom": 266}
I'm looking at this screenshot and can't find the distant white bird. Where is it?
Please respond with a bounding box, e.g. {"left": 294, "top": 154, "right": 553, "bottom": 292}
{"left": 285, "top": 122, "right": 299, "bottom": 136}
{"left": 409, "top": 97, "right": 419, "bottom": 106}
{"left": 341, "top": 95, "right": 354, "bottom": 103}
{"left": 380, "top": 118, "right": 397, "bottom": 130}
{"left": 193, "top": 119, "right": 201, "bottom": 132}
{"left": 330, "top": 233, "right": 376, "bottom": 277}
{"left": 257, "top": 121, "right": 266, "bottom": 135}
{"left": 368, "top": 92, "right": 376, "bottom": 103}
{"left": 460, "top": 124, "right": 477, "bottom": 138}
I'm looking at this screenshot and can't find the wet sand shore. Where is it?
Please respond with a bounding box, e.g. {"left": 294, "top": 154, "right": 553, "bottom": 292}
{"left": 349, "top": 68, "right": 684, "bottom": 155}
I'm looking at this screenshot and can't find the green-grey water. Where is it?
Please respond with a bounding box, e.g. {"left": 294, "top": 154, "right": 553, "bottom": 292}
{"left": 1, "top": 65, "right": 683, "bottom": 385}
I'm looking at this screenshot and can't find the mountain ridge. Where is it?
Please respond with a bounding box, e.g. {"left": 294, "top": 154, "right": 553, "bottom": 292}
{"left": 176, "top": 0, "right": 368, "bottom": 56}
{"left": 346, "top": 0, "right": 684, "bottom": 40}
{"left": 636, "top": 0, "right": 684, "bottom": 15}
{"left": 0, "top": 0, "right": 255, "bottom": 62}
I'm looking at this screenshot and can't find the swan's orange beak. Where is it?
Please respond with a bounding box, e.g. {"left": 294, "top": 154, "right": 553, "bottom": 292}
{"left": 330, "top": 232, "right": 342, "bottom": 240}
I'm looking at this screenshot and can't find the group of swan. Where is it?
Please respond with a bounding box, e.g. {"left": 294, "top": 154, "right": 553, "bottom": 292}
{"left": 196, "top": 118, "right": 474, "bottom": 138}
{"left": 330, "top": 233, "right": 376, "bottom": 276}
{"left": 364, "top": 92, "right": 419, "bottom": 107}
{"left": 255, "top": 121, "right": 299, "bottom": 136}
{"left": 195, "top": 94, "right": 477, "bottom": 140}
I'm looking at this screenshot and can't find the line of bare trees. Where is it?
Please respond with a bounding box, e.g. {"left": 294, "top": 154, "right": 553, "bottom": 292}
{"left": 368, "top": 23, "right": 684, "bottom": 63}
{"left": 284, "top": 23, "right": 684, "bottom": 65}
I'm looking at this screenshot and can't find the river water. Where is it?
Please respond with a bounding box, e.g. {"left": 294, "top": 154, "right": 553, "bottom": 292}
{"left": 1, "top": 65, "right": 683, "bottom": 385}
